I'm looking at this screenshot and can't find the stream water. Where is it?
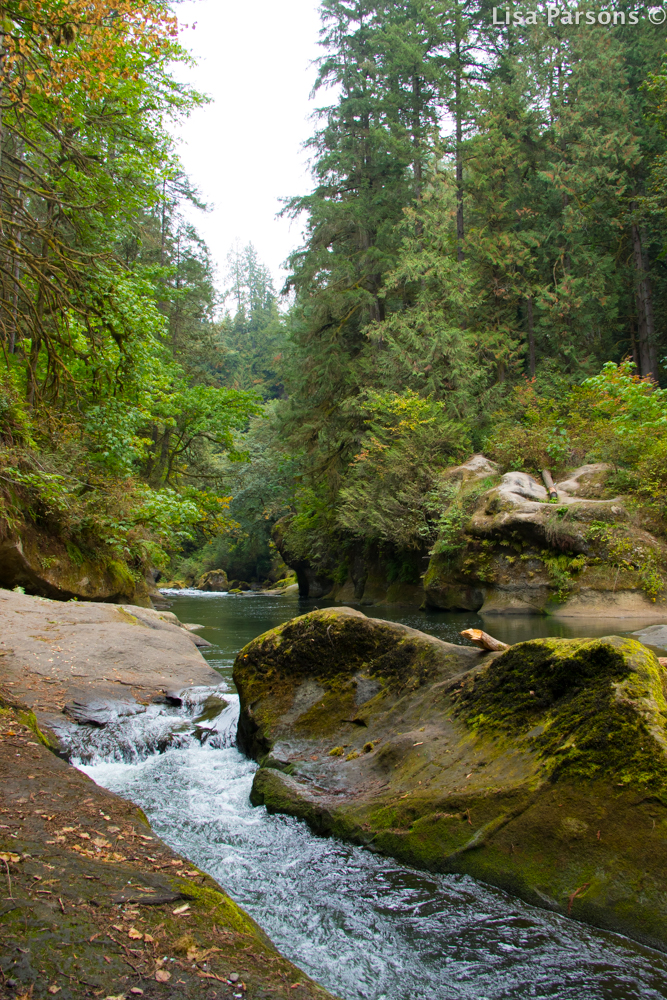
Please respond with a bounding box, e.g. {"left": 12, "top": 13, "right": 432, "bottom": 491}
{"left": 64, "top": 592, "right": 667, "bottom": 1000}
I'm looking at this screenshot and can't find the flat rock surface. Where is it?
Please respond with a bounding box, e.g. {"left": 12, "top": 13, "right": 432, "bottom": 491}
{"left": 0, "top": 589, "right": 221, "bottom": 722}
{"left": 632, "top": 624, "right": 667, "bottom": 650}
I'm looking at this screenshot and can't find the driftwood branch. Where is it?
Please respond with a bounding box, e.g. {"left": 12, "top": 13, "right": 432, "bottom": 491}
{"left": 460, "top": 629, "right": 509, "bottom": 651}
{"left": 542, "top": 469, "right": 558, "bottom": 500}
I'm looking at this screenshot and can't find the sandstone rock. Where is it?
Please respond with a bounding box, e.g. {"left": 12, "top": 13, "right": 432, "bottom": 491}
{"left": 424, "top": 462, "right": 666, "bottom": 617}
{"left": 0, "top": 588, "right": 221, "bottom": 727}
{"left": 556, "top": 463, "right": 614, "bottom": 498}
{"left": 0, "top": 527, "right": 154, "bottom": 606}
{"left": 442, "top": 453, "right": 499, "bottom": 484}
{"left": 236, "top": 607, "right": 667, "bottom": 951}
{"left": 197, "top": 569, "right": 229, "bottom": 592}
{"left": 632, "top": 624, "right": 667, "bottom": 651}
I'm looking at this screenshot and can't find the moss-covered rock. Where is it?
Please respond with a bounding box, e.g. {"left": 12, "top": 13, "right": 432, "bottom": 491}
{"left": 0, "top": 526, "right": 154, "bottom": 605}
{"left": 423, "top": 463, "right": 667, "bottom": 616}
{"left": 236, "top": 609, "right": 667, "bottom": 951}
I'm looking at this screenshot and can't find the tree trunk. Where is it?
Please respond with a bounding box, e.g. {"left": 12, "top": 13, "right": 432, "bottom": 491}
{"left": 632, "top": 221, "right": 657, "bottom": 379}
{"left": 9, "top": 160, "right": 23, "bottom": 354}
{"left": 527, "top": 295, "right": 536, "bottom": 377}
{"left": 412, "top": 74, "right": 422, "bottom": 201}
{"left": 454, "top": 40, "right": 464, "bottom": 263}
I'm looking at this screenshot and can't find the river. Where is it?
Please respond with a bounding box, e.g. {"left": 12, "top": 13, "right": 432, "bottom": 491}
{"left": 66, "top": 592, "right": 667, "bottom": 1000}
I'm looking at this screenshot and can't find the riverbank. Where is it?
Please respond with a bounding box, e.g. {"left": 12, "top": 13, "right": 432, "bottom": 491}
{"left": 0, "top": 588, "right": 338, "bottom": 1000}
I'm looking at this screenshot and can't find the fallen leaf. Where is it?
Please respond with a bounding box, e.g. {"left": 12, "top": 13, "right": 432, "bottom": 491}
{"left": 130, "top": 990, "right": 144, "bottom": 996}
{"left": 107, "top": 825, "right": 120, "bottom": 833}
{"left": 138, "top": 835, "right": 153, "bottom": 841}
{"left": 155, "top": 970, "right": 171, "bottom": 983}
{"left": 78, "top": 832, "right": 91, "bottom": 840}
{"left": 172, "top": 903, "right": 190, "bottom": 915}
{"left": 291, "top": 985, "right": 301, "bottom": 990}
{"left": 413, "top": 742, "right": 424, "bottom": 746}
{"left": 104, "top": 956, "right": 111, "bottom": 964}
{"left": 93, "top": 838, "right": 111, "bottom": 848}
{"left": 59, "top": 827, "right": 75, "bottom": 833}
{"left": 0, "top": 852, "right": 20, "bottom": 863}
{"left": 112, "top": 924, "right": 124, "bottom": 932}
{"left": 143, "top": 933, "right": 155, "bottom": 943}
{"left": 48, "top": 987, "right": 61, "bottom": 995}
{"left": 127, "top": 928, "right": 143, "bottom": 940}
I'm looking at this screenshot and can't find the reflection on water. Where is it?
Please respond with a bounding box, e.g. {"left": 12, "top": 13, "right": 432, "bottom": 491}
{"left": 75, "top": 591, "right": 667, "bottom": 1000}
{"left": 156, "top": 589, "right": 663, "bottom": 688}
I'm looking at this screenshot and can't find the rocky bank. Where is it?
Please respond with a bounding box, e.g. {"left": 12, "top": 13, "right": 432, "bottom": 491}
{"left": 274, "top": 456, "right": 667, "bottom": 616}
{"left": 235, "top": 606, "right": 667, "bottom": 951}
{"left": 0, "top": 527, "right": 157, "bottom": 606}
{"left": 0, "top": 588, "right": 337, "bottom": 1000}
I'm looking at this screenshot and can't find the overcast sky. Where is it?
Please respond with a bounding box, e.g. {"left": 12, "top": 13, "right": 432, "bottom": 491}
{"left": 173, "top": 0, "right": 323, "bottom": 298}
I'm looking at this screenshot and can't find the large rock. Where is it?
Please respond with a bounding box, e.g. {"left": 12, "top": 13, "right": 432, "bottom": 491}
{"left": 0, "top": 526, "right": 155, "bottom": 606}
{"left": 0, "top": 588, "right": 221, "bottom": 728}
{"left": 235, "top": 607, "right": 667, "bottom": 951}
{"left": 197, "top": 568, "right": 229, "bottom": 591}
{"left": 424, "top": 463, "right": 667, "bottom": 617}
{"left": 272, "top": 516, "right": 335, "bottom": 599}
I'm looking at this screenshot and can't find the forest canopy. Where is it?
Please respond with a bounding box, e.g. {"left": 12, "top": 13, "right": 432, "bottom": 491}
{"left": 2, "top": 0, "right": 667, "bottom": 595}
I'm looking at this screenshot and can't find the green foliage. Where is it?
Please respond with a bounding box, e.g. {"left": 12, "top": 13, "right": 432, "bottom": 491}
{"left": 336, "top": 390, "right": 470, "bottom": 548}
{"left": 485, "top": 361, "right": 667, "bottom": 476}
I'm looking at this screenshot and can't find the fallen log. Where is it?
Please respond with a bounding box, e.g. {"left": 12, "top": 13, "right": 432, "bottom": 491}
{"left": 460, "top": 628, "right": 509, "bottom": 651}
{"left": 541, "top": 469, "right": 559, "bottom": 500}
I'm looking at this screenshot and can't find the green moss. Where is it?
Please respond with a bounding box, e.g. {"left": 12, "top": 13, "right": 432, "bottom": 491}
{"left": 456, "top": 636, "right": 667, "bottom": 790}
{"left": 106, "top": 557, "right": 136, "bottom": 594}
{"left": 17, "top": 709, "right": 58, "bottom": 748}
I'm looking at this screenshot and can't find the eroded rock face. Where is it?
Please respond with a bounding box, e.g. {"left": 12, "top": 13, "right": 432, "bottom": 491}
{"left": 424, "top": 463, "right": 667, "bottom": 617}
{"left": 235, "top": 607, "right": 667, "bottom": 951}
{"left": 0, "top": 527, "right": 154, "bottom": 606}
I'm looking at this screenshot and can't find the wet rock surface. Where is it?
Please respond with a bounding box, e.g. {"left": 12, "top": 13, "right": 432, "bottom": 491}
{"left": 235, "top": 607, "right": 667, "bottom": 951}
{"left": 0, "top": 693, "right": 337, "bottom": 1000}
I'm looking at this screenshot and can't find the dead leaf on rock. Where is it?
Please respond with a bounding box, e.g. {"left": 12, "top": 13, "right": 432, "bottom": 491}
{"left": 155, "top": 970, "right": 171, "bottom": 983}
{"left": 127, "top": 928, "right": 143, "bottom": 940}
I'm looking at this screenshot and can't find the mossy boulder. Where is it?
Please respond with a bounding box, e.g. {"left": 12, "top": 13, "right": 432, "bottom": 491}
{"left": 235, "top": 608, "right": 667, "bottom": 951}
{"left": 197, "top": 568, "right": 229, "bottom": 591}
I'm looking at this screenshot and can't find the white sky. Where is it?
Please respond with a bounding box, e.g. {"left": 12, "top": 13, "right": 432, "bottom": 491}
{"left": 173, "top": 0, "right": 323, "bottom": 298}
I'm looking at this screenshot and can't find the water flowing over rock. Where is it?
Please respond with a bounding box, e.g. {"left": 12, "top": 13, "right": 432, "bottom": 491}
{"left": 235, "top": 606, "right": 667, "bottom": 951}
